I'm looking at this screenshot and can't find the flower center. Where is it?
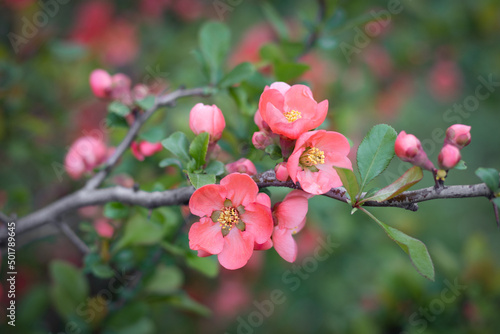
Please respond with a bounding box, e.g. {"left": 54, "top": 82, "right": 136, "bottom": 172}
{"left": 284, "top": 110, "right": 302, "bottom": 123}
{"left": 299, "top": 147, "right": 325, "bottom": 167}
{"left": 212, "top": 200, "right": 246, "bottom": 236}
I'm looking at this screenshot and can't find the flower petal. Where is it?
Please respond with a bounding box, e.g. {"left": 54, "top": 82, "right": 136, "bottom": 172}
{"left": 255, "top": 192, "right": 271, "bottom": 208}
{"left": 189, "top": 184, "right": 226, "bottom": 217}
{"left": 188, "top": 217, "right": 224, "bottom": 255}
{"left": 218, "top": 229, "right": 255, "bottom": 270}
{"left": 274, "top": 191, "right": 309, "bottom": 230}
{"left": 272, "top": 227, "right": 298, "bottom": 263}
{"left": 220, "top": 173, "right": 258, "bottom": 207}
{"left": 241, "top": 202, "right": 273, "bottom": 244}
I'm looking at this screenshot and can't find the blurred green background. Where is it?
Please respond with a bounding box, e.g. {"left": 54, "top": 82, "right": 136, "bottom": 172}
{"left": 1, "top": 0, "right": 499, "bottom": 333}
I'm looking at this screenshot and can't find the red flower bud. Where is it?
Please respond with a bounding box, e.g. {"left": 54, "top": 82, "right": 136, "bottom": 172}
{"left": 438, "top": 144, "right": 461, "bottom": 170}
{"left": 445, "top": 124, "right": 471, "bottom": 149}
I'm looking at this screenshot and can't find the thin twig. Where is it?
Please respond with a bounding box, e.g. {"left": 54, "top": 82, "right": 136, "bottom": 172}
{"left": 56, "top": 220, "right": 90, "bottom": 254}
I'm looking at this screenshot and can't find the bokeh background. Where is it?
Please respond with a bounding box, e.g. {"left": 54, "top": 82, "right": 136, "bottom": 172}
{"left": 1, "top": 0, "right": 500, "bottom": 333}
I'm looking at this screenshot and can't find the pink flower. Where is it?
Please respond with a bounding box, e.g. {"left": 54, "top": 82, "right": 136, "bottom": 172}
{"left": 275, "top": 162, "right": 289, "bottom": 181}
{"left": 110, "top": 73, "right": 132, "bottom": 105}
{"left": 189, "top": 103, "right": 226, "bottom": 142}
{"left": 89, "top": 69, "right": 112, "bottom": 98}
{"left": 94, "top": 218, "right": 114, "bottom": 238}
{"left": 272, "top": 190, "right": 310, "bottom": 262}
{"left": 131, "top": 141, "right": 162, "bottom": 161}
{"left": 65, "top": 136, "right": 109, "bottom": 179}
{"left": 445, "top": 124, "right": 471, "bottom": 149}
{"left": 188, "top": 173, "right": 273, "bottom": 270}
{"left": 287, "top": 130, "right": 352, "bottom": 195}
{"left": 438, "top": 144, "right": 461, "bottom": 170}
{"left": 226, "top": 158, "right": 257, "bottom": 176}
{"left": 394, "top": 131, "right": 435, "bottom": 171}
{"left": 258, "top": 82, "right": 328, "bottom": 139}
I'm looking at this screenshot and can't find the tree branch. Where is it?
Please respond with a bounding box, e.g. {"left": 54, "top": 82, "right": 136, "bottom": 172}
{"left": 84, "top": 87, "right": 210, "bottom": 190}
{"left": 0, "top": 171, "right": 494, "bottom": 246}
{"left": 56, "top": 220, "right": 90, "bottom": 254}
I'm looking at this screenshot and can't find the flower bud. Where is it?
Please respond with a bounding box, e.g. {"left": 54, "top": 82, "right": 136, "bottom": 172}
{"left": 226, "top": 158, "right": 257, "bottom": 176}
{"left": 89, "top": 69, "right": 112, "bottom": 98}
{"left": 131, "top": 141, "right": 162, "bottom": 161}
{"left": 394, "top": 131, "right": 435, "bottom": 171}
{"left": 189, "top": 103, "right": 225, "bottom": 142}
{"left": 94, "top": 218, "right": 114, "bottom": 238}
{"left": 252, "top": 131, "right": 273, "bottom": 150}
{"left": 65, "top": 136, "right": 109, "bottom": 179}
{"left": 445, "top": 124, "right": 471, "bottom": 149}
{"left": 132, "top": 84, "right": 150, "bottom": 102}
{"left": 438, "top": 144, "right": 461, "bottom": 170}
{"left": 275, "top": 162, "right": 289, "bottom": 181}
{"left": 254, "top": 110, "right": 271, "bottom": 132}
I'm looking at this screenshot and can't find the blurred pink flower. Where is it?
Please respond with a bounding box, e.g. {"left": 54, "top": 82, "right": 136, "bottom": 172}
{"left": 258, "top": 83, "right": 328, "bottom": 140}
{"left": 189, "top": 103, "right": 226, "bottom": 142}
{"left": 428, "top": 60, "right": 463, "bottom": 102}
{"left": 287, "top": 130, "right": 352, "bottom": 195}
{"left": 229, "top": 23, "right": 275, "bottom": 68}
{"left": 94, "top": 218, "right": 114, "bottom": 238}
{"left": 89, "top": 69, "right": 113, "bottom": 98}
{"left": 300, "top": 52, "right": 337, "bottom": 100}
{"left": 64, "top": 136, "right": 110, "bottom": 179}
{"left": 131, "top": 141, "right": 162, "bottom": 161}
{"left": 188, "top": 174, "right": 273, "bottom": 269}
{"left": 226, "top": 158, "right": 257, "bottom": 176}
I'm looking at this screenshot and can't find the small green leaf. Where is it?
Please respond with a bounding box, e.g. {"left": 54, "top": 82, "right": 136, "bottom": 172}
{"left": 188, "top": 172, "right": 216, "bottom": 189}
{"left": 189, "top": 132, "right": 210, "bottom": 169}
{"left": 361, "top": 209, "right": 435, "bottom": 281}
{"left": 114, "top": 215, "right": 167, "bottom": 251}
{"left": 139, "top": 126, "right": 165, "bottom": 143}
{"left": 362, "top": 166, "right": 423, "bottom": 203}
{"left": 91, "top": 263, "right": 115, "bottom": 279}
{"left": 475, "top": 167, "right": 499, "bottom": 192}
{"left": 136, "top": 95, "right": 155, "bottom": 110}
{"left": 357, "top": 124, "right": 398, "bottom": 193}
{"left": 108, "top": 101, "right": 130, "bottom": 116}
{"left": 199, "top": 22, "right": 231, "bottom": 84}
{"left": 333, "top": 167, "right": 359, "bottom": 203}
{"left": 162, "top": 132, "right": 191, "bottom": 163}
{"left": 265, "top": 144, "right": 282, "bottom": 160}
{"left": 259, "top": 43, "right": 285, "bottom": 63}
{"left": 145, "top": 265, "right": 184, "bottom": 295}
{"left": 159, "top": 158, "right": 182, "bottom": 169}
{"left": 106, "top": 113, "right": 129, "bottom": 128}
{"left": 261, "top": 2, "right": 289, "bottom": 39}
{"left": 186, "top": 253, "right": 219, "bottom": 278}
{"left": 104, "top": 202, "right": 130, "bottom": 219}
{"left": 454, "top": 160, "right": 467, "bottom": 170}
{"left": 492, "top": 197, "right": 500, "bottom": 209}
{"left": 274, "top": 62, "right": 310, "bottom": 82}
{"left": 205, "top": 160, "right": 225, "bottom": 176}
{"left": 218, "top": 62, "right": 255, "bottom": 88}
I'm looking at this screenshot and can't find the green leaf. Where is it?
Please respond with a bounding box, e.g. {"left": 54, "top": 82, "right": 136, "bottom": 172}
{"left": 218, "top": 62, "right": 255, "bottom": 88}
{"left": 189, "top": 132, "right": 210, "bottom": 169}
{"left": 493, "top": 197, "right": 500, "bottom": 209}
{"left": 104, "top": 302, "right": 154, "bottom": 334}
{"left": 204, "top": 160, "right": 225, "bottom": 176}
{"left": 357, "top": 124, "right": 397, "bottom": 193}
{"left": 333, "top": 167, "right": 359, "bottom": 203}
{"left": 362, "top": 166, "right": 423, "bottom": 203}
{"left": 139, "top": 126, "right": 165, "bottom": 143}
{"left": 199, "top": 22, "right": 231, "bottom": 84}
{"left": 108, "top": 101, "right": 130, "bottom": 116}
{"left": 136, "top": 95, "right": 155, "bottom": 110}
{"left": 454, "top": 160, "right": 467, "bottom": 170}
{"left": 186, "top": 253, "right": 219, "bottom": 278}
{"left": 145, "top": 265, "right": 183, "bottom": 295}
{"left": 49, "top": 261, "right": 89, "bottom": 320}
{"left": 475, "top": 167, "right": 499, "bottom": 192}
{"left": 274, "top": 62, "right": 310, "bottom": 82}
{"left": 106, "top": 113, "right": 129, "bottom": 128}
{"left": 104, "top": 202, "right": 130, "bottom": 219}
{"left": 188, "top": 172, "right": 216, "bottom": 189}
{"left": 113, "top": 215, "right": 167, "bottom": 251}
{"left": 361, "top": 209, "right": 435, "bottom": 281}
{"left": 159, "top": 158, "right": 182, "bottom": 169}
{"left": 159, "top": 292, "right": 211, "bottom": 317}
{"left": 265, "top": 144, "right": 282, "bottom": 160}
{"left": 162, "top": 132, "right": 191, "bottom": 163}
{"left": 91, "top": 263, "right": 115, "bottom": 279}
{"left": 259, "top": 43, "right": 285, "bottom": 63}
{"left": 261, "top": 3, "right": 289, "bottom": 39}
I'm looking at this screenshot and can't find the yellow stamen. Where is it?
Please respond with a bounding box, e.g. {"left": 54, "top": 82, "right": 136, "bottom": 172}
{"left": 299, "top": 147, "right": 325, "bottom": 167}
{"left": 217, "top": 206, "right": 240, "bottom": 234}
{"left": 284, "top": 110, "right": 302, "bottom": 123}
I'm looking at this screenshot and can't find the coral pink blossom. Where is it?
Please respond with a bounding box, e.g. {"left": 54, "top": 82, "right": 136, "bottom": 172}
{"left": 131, "top": 141, "right": 162, "bottom": 161}
{"left": 438, "top": 144, "right": 461, "bottom": 170}
{"left": 188, "top": 174, "right": 273, "bottom": 270}
{"left": 94, "top": 218, "right": 114, "bottom": 238}
{"left": 65, "top": 136, "right": 109, "bottom": 179}
{"left": 272, "top": 190, "right": 310, "bottom": 262}
{"left": 226, "top": 158, "right": 257, "bottom": 176}
{"left": 395, "top": 131, "right": 435, "bottom": 171}
{"left": 189, "top": 103, "right": 226, "bottom": 142}
{"left": 89, "top": 69, "right": 113, "bottom": 98}
{"left": 287, "top": 130, "right": 352, "bottom": 195}
{"left": 275, "top": 162, "right": 289, "bottom": 181}
{"left": 445, "top": 124, "right": 471, "bottom": 149}
{"left": 258, "top": 82, "right": 328, "bottom": 139}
